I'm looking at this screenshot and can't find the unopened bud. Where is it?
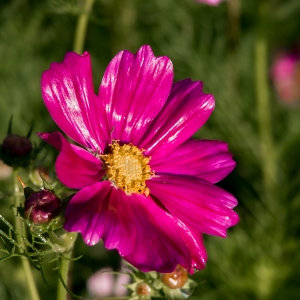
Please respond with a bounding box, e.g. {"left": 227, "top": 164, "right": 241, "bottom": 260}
{"left": 161, "top": 265, "right": 188, "bottom": 289}
{"left": 136, "top": 282, "right": 152, "bottom": 299}
{"left": 2, "top": 134, "right": 32, "bottom": 158}
{"left": 25, "top": 190, "right": 60, "bottom": 224}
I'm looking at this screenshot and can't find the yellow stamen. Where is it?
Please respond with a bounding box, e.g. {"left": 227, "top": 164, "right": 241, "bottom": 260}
{"left": 100, "top": 141, "right": 153, "bottom": 196}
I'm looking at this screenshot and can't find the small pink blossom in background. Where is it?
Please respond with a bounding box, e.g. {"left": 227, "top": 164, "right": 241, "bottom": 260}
{"left": 271, "top": 52, "right": 300, "bottom": 105}
{"left": 39, "top": 45, "right": 239, "bottom": 274}
{"left": 87, "top": 268, "right": 130, "bottom": 298}
{"left": 196, "top": 0, "right": 227, "bottom": 6}
{"left": 0, "top": 161, "right": 12, "bottom": 180}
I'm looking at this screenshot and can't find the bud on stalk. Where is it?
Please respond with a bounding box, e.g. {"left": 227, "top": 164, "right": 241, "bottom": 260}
{"left": 2, "top": 134, "right": 32, "bottom": 158}
{"left": 136, "top": 282, "right": 152, "bottom": 299}
{"left": 0, "top": 133, "right": 33, "bottom": 168}
{"left": 161, "top": 265, "right": 188, "bottom": 289}
{"left": 25, "top": 190, "right": 60, "bottom": 225}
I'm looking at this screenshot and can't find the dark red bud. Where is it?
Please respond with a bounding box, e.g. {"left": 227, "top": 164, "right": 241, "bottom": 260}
{"left": 2, "top": 134, "right": 32, "bottom": 158}
{"left": 24, "top": 190, "right": 60, "bottom": 224}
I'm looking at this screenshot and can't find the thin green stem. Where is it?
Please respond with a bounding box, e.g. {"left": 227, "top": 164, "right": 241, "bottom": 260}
{"left": 21, "top": 256, "right": 41, "bottom": 300}
{"left": 73, "top": 0, "right": 95, "bottom": 54}
{"left": 13, "top": 170, "right": 40, "bottom": 300}
{"left": 57, "top": 252, "right": 72, "bottom": 300}
{"left": 254, "top": 36, "right": 277, "bottom": 211}
{"left": 101, "top": 298, "right": 128, "bottom": 300}
{"left": 227, "top": 0, "right": 240, "bottom": 104}
{"left": 227, "top": 0, "right": 240, "bottom": 49}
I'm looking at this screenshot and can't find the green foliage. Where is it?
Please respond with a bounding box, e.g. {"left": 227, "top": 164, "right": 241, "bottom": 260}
{"left": 123, "top": 263, "right": 196, "bottom": 300}
{"left": 0, "top": 0, "right": 300, "bottom": 299}
{"left": 0, "top": 213, "right": 55, "bottom": 284}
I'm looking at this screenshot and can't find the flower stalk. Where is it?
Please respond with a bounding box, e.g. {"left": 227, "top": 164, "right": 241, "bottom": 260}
{"left": 254, "top": 33, "right": 278, "bottom": 230}
{"left": 73, "top": 0, "right": 95, "bottom": 54}
{"left": 57, "top": 251, "right": 72, "bottom": 300}
{"left": 13, "top": 170, "right": 40, "bottom": 300}
{"left": 47, "top": 230, "right": 77, "bottom": 300}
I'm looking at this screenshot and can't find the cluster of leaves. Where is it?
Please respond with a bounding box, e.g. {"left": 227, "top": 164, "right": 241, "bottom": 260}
{"left": 0, "top": 211, "right": 58, "bottom": 287}
{"left": 122, "top": 263, "right": 196, "bottom": 300}
{"left": 0, "top": 185, "right": 82, "bottom": 298}
{"left": 0, "top": 213, "right": 48, "bottom": 273}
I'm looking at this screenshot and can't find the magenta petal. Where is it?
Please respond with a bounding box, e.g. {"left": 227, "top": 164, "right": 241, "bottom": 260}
{"left": 151, "top": 139, "right": 236, "bottom": 183}
{"left": 64, "top": 182, "right": 112, "bottom": 246}
{"left": 176, "top": 220, "right": 207, "bottom": 273}
{"left": 64, "top": 182, "right": 191, "bottom": 272}
{"left": 38, "top": 132, "right": 104, "bottom": 189}
{"left": 140, "top": 79, "right": 214, "bottom": 158}
{"left": 41, "top": 52, "right": 110, "bottom": 151}
{"left": 121, "top": 194, "right": 191, "bottom": 272}
{"left": 148, "top": 174, "right": 239, "bottom": 238}
{"left": 99, "top": 45, "right": 173, "bottom": 144}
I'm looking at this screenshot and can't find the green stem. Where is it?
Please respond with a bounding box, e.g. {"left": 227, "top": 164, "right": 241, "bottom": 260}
{"left": 57, "top": 251, "right": 72, "bottom": 300}
{"left": 73, "top": 0, "right": 95, "bottom": 54}
{"left": 21, "top": 257, "right": 40, "bottom": 300}
{"left": 227, "top": 0, "right": 240, "bottom": 49}
{"left": 227, "top": 0, "right": 240, "bottom": 101}
{"left": 254, "top": 35, "right": 277, "bottom": 209}
{"left": 102, "top": 298, "right": 128, "bottom": 300}
{"left": 13, "top": 170, "right": 40, "bottom": 300}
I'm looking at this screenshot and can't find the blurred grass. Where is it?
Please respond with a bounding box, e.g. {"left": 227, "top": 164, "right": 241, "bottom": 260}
{"left": 1, "top": 0, "right": 300, "bottom": 299}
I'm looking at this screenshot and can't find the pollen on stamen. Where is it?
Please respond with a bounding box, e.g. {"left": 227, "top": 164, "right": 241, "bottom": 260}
{"left": 100, "top": 141, "right": 154, "bottom": 196}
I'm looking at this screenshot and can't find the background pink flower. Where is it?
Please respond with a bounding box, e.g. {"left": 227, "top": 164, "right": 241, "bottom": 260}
{"left": 87, "top": 268, "right": 130, "bottom": 298}
{"left": 39, "top": 45, "right": 238, "bottom": 273}
{"left": 271, "top": 52, "right": 300, "bottom": 105}
{"left": 196, "top": 0, "right": 227, "bottom": 6}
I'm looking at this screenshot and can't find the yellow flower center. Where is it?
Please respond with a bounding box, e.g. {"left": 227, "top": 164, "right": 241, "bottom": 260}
{"left": 100, "top": 141, "right": 153, "bottom": 196}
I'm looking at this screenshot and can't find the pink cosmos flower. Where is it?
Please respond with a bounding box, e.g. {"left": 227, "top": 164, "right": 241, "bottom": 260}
{"left": 38, "top": 45, "right": 239, "bottom": 273}
{"left": 196, "top": 0, "right": 226, "bottom": 6}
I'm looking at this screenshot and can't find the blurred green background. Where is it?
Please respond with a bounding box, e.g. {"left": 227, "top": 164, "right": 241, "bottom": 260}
{"left": 1, "top": 0, "right": 300, "bottom": 299}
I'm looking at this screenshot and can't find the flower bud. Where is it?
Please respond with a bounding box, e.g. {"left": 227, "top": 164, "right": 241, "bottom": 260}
{"left": 1, "top": 134, "right": 32, "bottom": 158}
{"left": 135, "top": 282, "right": 152, "bottom": 299}
{"left": 24, "top": 190, "right": 60, "bottom": 225}
{"left": 161, "top": 265, "right": 188, "bottom": 289}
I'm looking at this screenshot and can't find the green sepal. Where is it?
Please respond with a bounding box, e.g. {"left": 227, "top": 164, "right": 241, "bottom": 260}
{"left": 46, "top": 214, "right": 65, "bottom": 231}
{"left": 24, "top": 186, "right": 35, "bottom": 199}
{"left": 40, "top": 174, "right": 55, "bottom": 192}
{"left": 152, "top": 279, "right": 163, "bottom": 290}
{"left": 27, "top": 212, "right": 65, "bottom": 235}
{"left": 60, "top": 193, "right": 75, "bottom": 209}
{"left": 162, "top": 278, "right": 197, "bottom": 300}
{"left": 148, "top": 271, "right": 158, "bottom": 279}
{"left": 7, "top": 116, "right": 13, "bottom": 135}
{"left": 17, "top": 206, "right": 25, "bottom": 218}
{"left": 126, "top": 282, "right": 141, "bottom": 292}
{"left": 48, "top": 229, "right": 77, "bottom": 253}
{"left": 26, "top": 122, "right": 34, "bottom": 138}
